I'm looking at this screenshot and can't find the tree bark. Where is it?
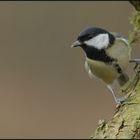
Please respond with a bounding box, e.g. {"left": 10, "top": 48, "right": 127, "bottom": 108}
{"left": 92, "top": 1, "right": 140, "bottom": 139}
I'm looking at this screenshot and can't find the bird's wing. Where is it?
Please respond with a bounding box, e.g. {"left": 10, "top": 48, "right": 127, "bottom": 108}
{"left": 84, "top": 60, "right": 97, "bottom": 79}
{"left": 111, "top": 32, "right": 129, "bottom": 46}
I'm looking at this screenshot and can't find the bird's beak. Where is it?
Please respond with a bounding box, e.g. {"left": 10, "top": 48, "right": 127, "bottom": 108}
{"left": 71, "top": 40, "right": 82, "bottom": 48}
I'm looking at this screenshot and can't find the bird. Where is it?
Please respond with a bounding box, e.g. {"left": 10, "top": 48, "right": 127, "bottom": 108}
{"left": 71, "top": 27, "right": 132, "bottom": 104}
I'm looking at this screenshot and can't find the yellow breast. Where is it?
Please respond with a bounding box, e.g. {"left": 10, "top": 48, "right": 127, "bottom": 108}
{"left": 86, "top": 58, "right": 119, "bottom": 84}
{"left": 86, "top": 39, "right": 130, "bottom": 84}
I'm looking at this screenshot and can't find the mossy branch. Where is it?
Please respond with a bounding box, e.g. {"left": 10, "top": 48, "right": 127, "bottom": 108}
{"left": 92, "top": 67, "right": 140, "bottom": 139}
{"left": 92, "top": 1, "right": 140, "bottom": 139}
{"left": 129, "top": 1, "right": 140, "bottom": 11}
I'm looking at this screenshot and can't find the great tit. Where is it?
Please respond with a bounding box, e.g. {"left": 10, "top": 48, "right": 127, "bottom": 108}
{"left": 71, "top": 27, "right": 132, "bottom": 104}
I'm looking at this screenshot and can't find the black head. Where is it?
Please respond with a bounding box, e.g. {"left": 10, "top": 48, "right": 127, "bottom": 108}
{"left": 71, "top": 27, "right": 115, "bottom": 48}
{"left": 78, "top": 27, "right": 115, "bottom": 45}
{"left": 71, "top": 27, "right": 115, "bottom": 62}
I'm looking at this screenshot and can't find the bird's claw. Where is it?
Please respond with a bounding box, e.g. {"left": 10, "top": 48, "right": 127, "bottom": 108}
{"left": 115, "top": 96, "right": 125, "bottom": 104}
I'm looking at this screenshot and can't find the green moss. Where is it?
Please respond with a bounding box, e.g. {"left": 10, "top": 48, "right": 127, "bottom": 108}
{"left": 130, "top": 11, "right": 140, "bottom": 30}
{"left": 92, "top": 120, "right": 107, "bottom": 139}
{"left": 129, "top": 11, "right": 140, "bottom": 48}
{"left": 97, "top": 120, "right": 106, "bottom": 131}
{"left": 128, "top": 31, "right": 137, "bottom": 46}
{"left": 133, "top": 117, "right": 140, "bottom": 133}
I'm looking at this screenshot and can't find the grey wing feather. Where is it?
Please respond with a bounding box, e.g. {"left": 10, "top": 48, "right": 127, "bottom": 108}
{"left": 115, "top": 33, "right": 129, "bottom": 46}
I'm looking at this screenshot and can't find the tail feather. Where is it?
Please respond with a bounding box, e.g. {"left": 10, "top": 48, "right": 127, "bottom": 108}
{"left": 117, "top": 73, "right": 129, "bottom": 86}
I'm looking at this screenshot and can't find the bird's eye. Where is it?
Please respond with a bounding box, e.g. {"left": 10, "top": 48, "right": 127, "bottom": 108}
{"left": 78, "top": 34, "right": 93, "bottom": 42}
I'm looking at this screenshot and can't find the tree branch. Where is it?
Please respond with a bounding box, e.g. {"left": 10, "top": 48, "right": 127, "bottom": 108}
{"left": 129, "top": 1, "right": 140, "bottom": 11}
{"left": 91, "top": 1, "right": 140, "bottom": 139}
{"left": 92, "top": 67, "right": 140, "bottom": 139}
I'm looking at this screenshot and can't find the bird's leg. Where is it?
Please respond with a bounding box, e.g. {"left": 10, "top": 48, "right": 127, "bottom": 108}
{"left": 107, "top": 85, "right": 125, "bottom": 104}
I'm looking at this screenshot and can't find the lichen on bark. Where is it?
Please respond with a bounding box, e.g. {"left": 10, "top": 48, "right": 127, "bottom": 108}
{"left": 92, "top": 66, "right": 140, "bottom": 139}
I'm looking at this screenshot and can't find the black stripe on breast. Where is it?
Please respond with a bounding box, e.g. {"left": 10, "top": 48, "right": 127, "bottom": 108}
{"left": 81, "top": 45, "right": 114, "bottom": 63}
{"left": 112, "top": 62, "right": 122, "bottom": 74}
{"left": 81, "top": 45, "right": 123, "bottom": 74}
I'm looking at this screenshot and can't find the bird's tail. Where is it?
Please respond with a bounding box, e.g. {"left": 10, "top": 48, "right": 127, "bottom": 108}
{"left": 117, "top": 73, "right": 129, "bottom": 86}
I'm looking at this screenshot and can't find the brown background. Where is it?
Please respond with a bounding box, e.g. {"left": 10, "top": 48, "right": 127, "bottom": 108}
{"left": 0, "top": 1, "right": 139, "bottom": 139}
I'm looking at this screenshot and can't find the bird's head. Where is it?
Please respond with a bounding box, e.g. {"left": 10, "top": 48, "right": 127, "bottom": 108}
{"left": 71, "top": 27, "right": 115, "bottom": 50}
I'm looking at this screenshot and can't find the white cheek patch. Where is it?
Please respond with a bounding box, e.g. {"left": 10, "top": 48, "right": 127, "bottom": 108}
{"left": 85, "top": 33, "right": 109, "bottom": 50}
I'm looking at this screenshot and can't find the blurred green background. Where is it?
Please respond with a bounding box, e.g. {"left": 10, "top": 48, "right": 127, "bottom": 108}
{"left": 0, "top": 1, "right": 138, "bottom": 139}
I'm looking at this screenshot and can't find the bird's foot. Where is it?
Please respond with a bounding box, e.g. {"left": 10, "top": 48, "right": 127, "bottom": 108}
{"left": 115, "top": 96, "right": 126, "bottom": 104}
{"left": 115, "top": 96, "right": 126, "bottom": 109}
